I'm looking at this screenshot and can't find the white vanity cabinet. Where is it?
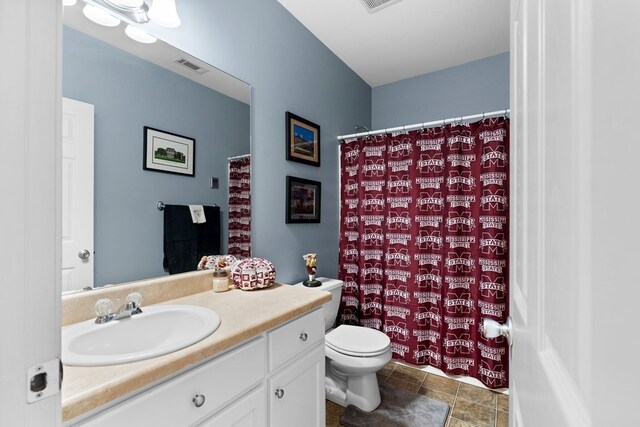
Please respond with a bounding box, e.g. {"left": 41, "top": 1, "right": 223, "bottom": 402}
{"left": 267, "top": 308, "right": 325, "bottom": 427}
{"left": 70, "top": 308, "right": 325, "bottom": 427}
{"left": 75, "top": 337, "right": 267, "bottom": 427}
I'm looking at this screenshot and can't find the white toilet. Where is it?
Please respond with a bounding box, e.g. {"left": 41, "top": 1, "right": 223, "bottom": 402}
{"left": 293, "top": 277, "right": 392, "bottom": 412}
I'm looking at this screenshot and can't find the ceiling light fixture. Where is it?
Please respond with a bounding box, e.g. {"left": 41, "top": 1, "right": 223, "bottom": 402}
{"left": 148, "top": 0, "right": 181, "bottom": 28}
{"left": 124, "top": 24, "right": 157, "bottom": 44}
{"left": 105, "top": 0, "right": 144, "bottom": 7}
{"left": 82, "top": 4, "right": 121, "bottom": 27}
{"left": 88, "top": 0, "right": 181, "bottom": 28}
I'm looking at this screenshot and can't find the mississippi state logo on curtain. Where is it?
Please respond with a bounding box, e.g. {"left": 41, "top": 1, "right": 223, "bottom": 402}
{"left": 338, "top": 117, "right": 509, "bottom": 389}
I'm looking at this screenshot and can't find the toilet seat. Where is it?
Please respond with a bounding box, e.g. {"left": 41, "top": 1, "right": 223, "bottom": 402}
{"left": 325, "top": 325, "right": 391, "bottom": 357}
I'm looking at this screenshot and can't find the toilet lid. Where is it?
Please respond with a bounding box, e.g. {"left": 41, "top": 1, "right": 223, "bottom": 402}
{"left": 325, "top": 325, "right": 391, "bottom": 357}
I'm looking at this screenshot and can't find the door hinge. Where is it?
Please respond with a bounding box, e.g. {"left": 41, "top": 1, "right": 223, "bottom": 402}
{"left": 26, "top": 358, "right": 62, "bottom": 404}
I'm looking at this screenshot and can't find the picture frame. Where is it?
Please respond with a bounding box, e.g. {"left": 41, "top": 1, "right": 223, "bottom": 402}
{"left": 143, "top": 126, "right": 195, "bottom": 176}
{"left": 286, "top": 112, "right": 320, "bottom": 167}
{"left": 286, "top": 176, "right": 321, "bottom": 223}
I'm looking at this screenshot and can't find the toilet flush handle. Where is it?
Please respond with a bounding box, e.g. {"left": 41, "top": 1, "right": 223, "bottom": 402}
{"left": 299, "top": 332, "right": 308, "bottom": 342}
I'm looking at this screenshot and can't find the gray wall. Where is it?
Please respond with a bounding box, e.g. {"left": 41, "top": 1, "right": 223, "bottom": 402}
{"left": 63, "top": 26, "right": 250, "bottom": 286}
{"left": 149, "top": 0, "right": 372, "bottom": 284}
{"left": 372, "top": 53, "right": 509, "bottom": 129}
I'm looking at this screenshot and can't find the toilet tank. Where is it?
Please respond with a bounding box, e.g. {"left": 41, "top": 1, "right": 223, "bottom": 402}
{"left": 293, "top": 277, "right": 343, "bottom": 331}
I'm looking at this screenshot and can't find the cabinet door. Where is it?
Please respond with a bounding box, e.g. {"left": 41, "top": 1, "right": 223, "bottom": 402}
{"left": 269, "top": 345, "right": 325, "bottom": 427}
{"left": 198, "top": 386, "right": 266, "bottom": 427}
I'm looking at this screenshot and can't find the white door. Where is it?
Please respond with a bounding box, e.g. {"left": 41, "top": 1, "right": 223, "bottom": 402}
{"left": 0, "top": 0, "right": 61, "bottom": 425}
{"left": 61, "top": 98, "right": 94, "bottom": 292}
{"left": 510, "top": 0, "right": 639, "bottom": 425}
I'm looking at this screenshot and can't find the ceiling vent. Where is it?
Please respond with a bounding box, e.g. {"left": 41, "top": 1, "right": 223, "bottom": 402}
{"left": 359, "top": 0, "right": 402, "bottom": 13}
{"left": 174, "top": 57, "right": 209, "bottom": 75}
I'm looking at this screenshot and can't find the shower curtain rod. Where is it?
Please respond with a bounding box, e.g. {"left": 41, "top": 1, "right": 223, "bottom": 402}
{"left": 227, "top": 154, "right": 251, "bottom": 160}
{"left": 337, "top": 108, "right": 510, "bottom": 140}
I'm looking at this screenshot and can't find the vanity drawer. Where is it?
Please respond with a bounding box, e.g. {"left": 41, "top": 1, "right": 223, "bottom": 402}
{"left": 79, "top": 337, "right": 266, "bottom": 426}
{"left": 268, "top": 308, "right": 324, "bottom": 372}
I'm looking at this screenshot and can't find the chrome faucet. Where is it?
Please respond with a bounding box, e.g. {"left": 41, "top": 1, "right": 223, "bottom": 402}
{"left": 94, "top": 292, "right": 143, "bottom": 324}
{"left": 113, "top": 299, "right": 143, "bottom": 320}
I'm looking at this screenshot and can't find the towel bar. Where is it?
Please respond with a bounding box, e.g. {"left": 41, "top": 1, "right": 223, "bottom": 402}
{"left": 157, "top": 201, "right": 218, "bottom": 211}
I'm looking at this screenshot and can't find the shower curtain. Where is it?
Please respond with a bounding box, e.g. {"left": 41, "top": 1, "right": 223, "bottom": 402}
{"left": 228, "top": 156, "right": 251, "bottom": 258}
{"left": 338, "top": 117, "right": 509, "bottom": 389}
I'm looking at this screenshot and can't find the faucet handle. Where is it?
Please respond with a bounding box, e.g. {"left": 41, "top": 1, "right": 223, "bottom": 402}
{"left": 95, "top": 298, "right": 113, "bottom": 317}
{"left": 126, "top": 292, "right": 143, "bottom": 307}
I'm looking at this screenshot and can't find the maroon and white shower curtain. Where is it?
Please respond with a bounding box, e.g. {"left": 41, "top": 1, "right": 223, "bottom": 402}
{"left": 228, "top": 156, "right": 251, "bottom": 258}
{"left": 338, "top": 117, "right": 509, "bottom": 389}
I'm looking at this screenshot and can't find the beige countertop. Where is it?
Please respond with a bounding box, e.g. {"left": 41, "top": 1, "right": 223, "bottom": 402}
{"left": 61, "top": 279, "right": 330, "bottom": 422}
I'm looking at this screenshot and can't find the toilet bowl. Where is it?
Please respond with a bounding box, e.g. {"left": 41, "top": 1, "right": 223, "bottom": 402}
{"left": 293, "top": 278, "right": 392, "bottom": 412}
{"left": 324, "top": 324, "right": 392, "bottom": 411}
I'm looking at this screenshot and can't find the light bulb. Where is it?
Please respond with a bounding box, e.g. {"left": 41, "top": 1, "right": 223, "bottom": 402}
{"left": 105, "top": 0, "right": 145, "bottom": 7}
{"left": 125, "top": 25, "right": 157, "bottom": 44}
{"left": 148, "top": 0, "right": 181, "bottom": 28}
{"left": 82, "top": 4, "right": 121, "bottom": 27}
{"left": 62, "top": 0, "right": 77, "bottom": 6}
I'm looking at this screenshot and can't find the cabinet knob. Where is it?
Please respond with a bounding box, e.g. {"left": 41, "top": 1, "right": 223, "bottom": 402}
{"left": 274, "top": 388, "right": 285, "bottom": 399}
{"left": 299, "top": 332, "right": 308, "bottom": 342}
{"left": 192, "top": 394, "right": 206, "bottom": 408}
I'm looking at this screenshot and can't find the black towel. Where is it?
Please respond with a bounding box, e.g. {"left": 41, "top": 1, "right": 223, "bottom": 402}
{"left": 163, "top": 205, "right": 221, "bottom": 274}
{"left": 197, "top": 205, "right": 221, "bottom": 258}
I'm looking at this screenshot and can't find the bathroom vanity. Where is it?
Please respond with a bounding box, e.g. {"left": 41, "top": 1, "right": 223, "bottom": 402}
{"left": 61, "top": 271, "right": 330, "bottom": 426}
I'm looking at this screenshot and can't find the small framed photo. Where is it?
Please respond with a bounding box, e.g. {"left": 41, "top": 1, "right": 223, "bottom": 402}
{"left": 286, "top": 176, "right": 321, "bottom": 223}
{"left": 286, "top": 112, "right": 320, "bottom": 167}
{"left": 143, "top": 126, "right": 195, "bottom": 176}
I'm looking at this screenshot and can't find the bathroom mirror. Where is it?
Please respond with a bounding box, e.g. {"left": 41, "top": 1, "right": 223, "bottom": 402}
{"left": 62, "top": 1, "right": 251, "bottom": 292}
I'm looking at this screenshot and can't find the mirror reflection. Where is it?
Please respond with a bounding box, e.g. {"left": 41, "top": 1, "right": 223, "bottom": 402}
{"left": 62, "top": 1, "right": 251, "bottom": 292}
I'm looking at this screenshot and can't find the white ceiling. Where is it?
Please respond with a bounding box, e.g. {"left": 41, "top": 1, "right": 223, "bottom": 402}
{"left": 277, "top": 0, "right": 510, "bottom": 87}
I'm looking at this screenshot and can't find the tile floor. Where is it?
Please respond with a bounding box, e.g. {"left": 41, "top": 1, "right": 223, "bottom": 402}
{"left": 326, "top": 360, "right": 509, "bottom": 427}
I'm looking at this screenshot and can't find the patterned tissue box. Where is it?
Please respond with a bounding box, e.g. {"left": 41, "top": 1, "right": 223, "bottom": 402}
{"left": 230, "top": 258, "right": 276, "bottom": 290}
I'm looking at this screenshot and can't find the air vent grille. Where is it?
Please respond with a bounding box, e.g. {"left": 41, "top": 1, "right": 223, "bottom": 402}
{"left": 174, "top": 58, "right": 209, "bottom": 75}
{"left": 359, "top": 0, "right": 402, "bottom": 13}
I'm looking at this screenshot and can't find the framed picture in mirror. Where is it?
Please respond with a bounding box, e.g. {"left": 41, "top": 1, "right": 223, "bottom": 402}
{"left": 286, "top": 176, "right": 321, "bottom": 223}
{"left": 143, "top": 126, "right": 196, "bottom": 176}
{"left": 286, "top": 112, "right": 320, "bottom": 167}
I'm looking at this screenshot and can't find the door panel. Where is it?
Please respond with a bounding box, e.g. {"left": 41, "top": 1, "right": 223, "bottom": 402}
{"left": 0, "top": 0, "right": 61, "bottom": 425}
{"left": 510, "top": 0, "right": 591, "bottom": 425}
{"left": 198, "top": 386, "right": 266, "bottom": 427}
{"left": 61, "top": 98, "right": 94, "bottom": 292}
{"left": 268, "top": 345, "right": 325, "bottom": 427}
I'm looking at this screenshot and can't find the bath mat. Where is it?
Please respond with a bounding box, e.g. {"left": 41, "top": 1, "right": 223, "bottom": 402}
{"left": 340, "top": 382, "right": 450, "bottom": 427}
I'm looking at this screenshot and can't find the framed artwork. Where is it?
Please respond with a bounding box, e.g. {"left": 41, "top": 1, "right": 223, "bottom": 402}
{"left": 286, "top": 112, "right": 320, "bottom": 167}
{"left": 286, "top": 176, "right": 321, "bottom": 223}
{"left": 143, "top": 126, "right": 195, "bottom": 176}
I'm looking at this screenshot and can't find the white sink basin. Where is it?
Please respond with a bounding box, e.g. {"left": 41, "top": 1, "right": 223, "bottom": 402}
{"left": 62, "top": 305, "right": 221, "bottom": 367}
